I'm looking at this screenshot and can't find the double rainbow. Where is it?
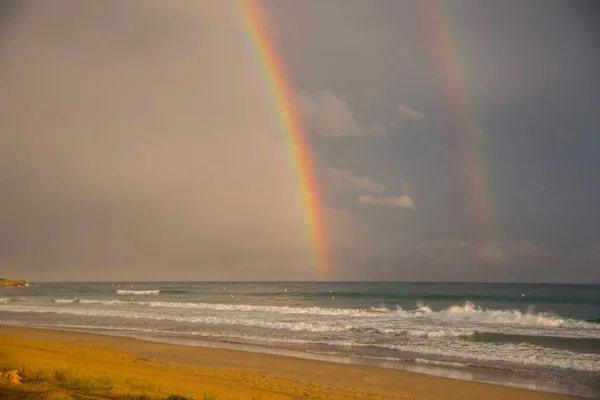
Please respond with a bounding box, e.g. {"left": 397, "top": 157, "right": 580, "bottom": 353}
{"left": 236, "top": 0, "right": 493, "bottom": 278}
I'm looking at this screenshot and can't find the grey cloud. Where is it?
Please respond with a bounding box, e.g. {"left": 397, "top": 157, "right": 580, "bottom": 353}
{"left": 358, "top": 194, "right": 415, "bottom": 209}
{"left": 357, "top": 182, "right": 415, "bottom": 209}
{"left": 323, "top": 168, "right": 386, "bottom": 194}
{"left": 2, "top": 0, "right": 599, "bottom": 283}
{"left": 322, "top": 168, "right": 416, "bottom": 209}
{"left": 397, "top": 104, "right": 425, "bottom": 121}
{"left": 298, "top": 90, "right": 385, "bottom": 138}
{"left": 269, "top": 0, "right": 598, "bottom": 117}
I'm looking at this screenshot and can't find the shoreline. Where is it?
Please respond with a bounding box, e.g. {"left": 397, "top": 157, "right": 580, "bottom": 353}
{"left": 2, "top": 321, "right": 598, "bottom": 398}
{"left": 0, "top": 325, "right": 583, "bottom": 400}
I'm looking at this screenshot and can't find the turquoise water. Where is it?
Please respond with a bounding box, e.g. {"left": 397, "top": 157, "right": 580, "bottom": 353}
{"left": 1, "top": 282, "right": 599, "bottom": 397}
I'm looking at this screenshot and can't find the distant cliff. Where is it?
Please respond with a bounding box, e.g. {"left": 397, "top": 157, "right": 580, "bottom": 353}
{"left": 0, "top": 279, "right": 28, "bottom": 287}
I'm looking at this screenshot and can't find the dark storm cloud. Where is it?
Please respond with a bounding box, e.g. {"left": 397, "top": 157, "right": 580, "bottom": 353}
{"left": 263, "top": 0, "right": 600, "bottom": 281}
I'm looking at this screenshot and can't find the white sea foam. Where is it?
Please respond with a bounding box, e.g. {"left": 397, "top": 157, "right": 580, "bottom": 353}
{"left": 18, "top": 320, "right": 600, "bottom": 372}
{"left": 381, "top": 341, "right": 600, "bottom": 372}
{"left": 1, "top": 305, "right": 348, "bottom": 333}
{"left": 5, "top": 303, "right": 598, "bottom": 343}
{"left": 3, "top": 305, "right": 599, "bottom": 373}
{"left": 369, "top": 307, "right": 390, "bottom": 313}
{"left": 405, "top": 329, "right": 471, "bottom": 338}
{"left": 6, "top": 297, "right": 600, "bottom": 332}
{"left": 116, "top": 290, "right": 160, "bottom": 295}
{"left": 146, "top": 301, "right": 383, "bottom": 316}
{"left": 414, "top": 358, "right": 472, "bottom": 368}
{"left": 80, "top": 299, "right": 132, "bottom": 305}
{"left": 86, "top": 299, "right": 598, "bottom": 330}
{"left": 34, "top": 299, "right": 391, "bottom": 316}
{"left": 52, "top": 299, "right": 75, "bottom": 304}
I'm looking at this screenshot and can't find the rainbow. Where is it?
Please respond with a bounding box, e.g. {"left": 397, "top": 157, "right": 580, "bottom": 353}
{"left": 237, "top": 0, "right": 330, "bottom": 278}
{"left": 420, "top": 0, "right": 493, "bottom": 238}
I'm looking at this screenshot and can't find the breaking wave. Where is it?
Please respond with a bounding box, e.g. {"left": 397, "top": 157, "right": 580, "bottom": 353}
{"left": 3, "top": 303, "right": 599, "bottom": 339}
{"left": 78, "top": 299, "right": 600, "bottom": 328}
{"left": 4, "top": 297, "right": 599, "bottom": 330}
{"left": 395, "top": 301, "right": 599, "bottom": 328}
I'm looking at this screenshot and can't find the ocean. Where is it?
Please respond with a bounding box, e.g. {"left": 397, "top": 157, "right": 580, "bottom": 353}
{"left": 1, "top": 282, "right": 599, "bottom": 397}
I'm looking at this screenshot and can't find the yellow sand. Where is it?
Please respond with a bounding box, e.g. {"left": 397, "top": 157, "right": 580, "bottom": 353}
{"left": 0, "top": 326, "right": 576, "bottom": 400}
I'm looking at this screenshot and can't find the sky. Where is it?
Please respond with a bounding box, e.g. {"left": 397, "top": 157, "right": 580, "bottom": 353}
{"left": 1, "top": 0, "right": 599, "bottom": 282}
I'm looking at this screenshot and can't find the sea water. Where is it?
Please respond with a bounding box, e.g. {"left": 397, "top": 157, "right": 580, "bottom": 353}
{"left": 1, "top": 282, "right": 599, "bottom": 397}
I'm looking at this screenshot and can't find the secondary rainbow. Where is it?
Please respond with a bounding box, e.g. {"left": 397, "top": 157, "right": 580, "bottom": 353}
{"left": 420, "top": 0, "right": 494, "bottom": 238}
{"left": 237, "top": 0, "right": 330, "bottom": 278}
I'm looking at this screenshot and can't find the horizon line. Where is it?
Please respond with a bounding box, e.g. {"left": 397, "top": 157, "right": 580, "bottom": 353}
{"left": 17, "top": 280, "right": 600, "bottom": 285}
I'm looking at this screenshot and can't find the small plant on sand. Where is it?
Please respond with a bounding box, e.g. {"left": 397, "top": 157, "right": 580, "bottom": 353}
{"left": 163, "top": 395, "right": 194, "bottom": 400}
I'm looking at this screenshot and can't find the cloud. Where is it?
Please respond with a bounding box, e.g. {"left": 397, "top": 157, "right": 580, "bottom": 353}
{"left": 357, "top": 183, "right": 415, "bottom": 209}
{"left": 358, "top": 194, "right": 415, "bottom": 209}
{"left": 2, "top": 1, "right": 598, "bottom": 284}
{"left": 298, "top": 90, "right": 385, "bottom": 138}
{"left": 323, "top": 168, "right": 386, "bottom": 194}
{"left": 322, "top": 167, "right": 416, "bottom": 210}
{"left": 396, "top": 104, "right": 425, "bottom": 121}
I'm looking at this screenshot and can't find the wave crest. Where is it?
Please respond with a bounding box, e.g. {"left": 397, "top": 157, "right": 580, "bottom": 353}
{"left": 116, "top": 290, "right": 160, "bottom": 295}
{"left": 421, "top": 301, "right": 583, "bottom": 327}
{"left": 52, "top": 298, "right": 80, "bottom": 304}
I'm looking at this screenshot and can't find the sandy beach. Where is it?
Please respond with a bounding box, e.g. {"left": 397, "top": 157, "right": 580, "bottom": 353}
{"left": 0, "top": 325, "right": 579, "bottom": 400}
